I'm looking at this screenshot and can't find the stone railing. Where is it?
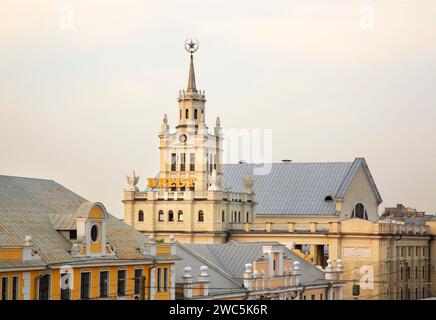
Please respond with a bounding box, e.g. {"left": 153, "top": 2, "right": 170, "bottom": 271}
{"left": 129, "top": 190, "right": 254, "bottom": 202}
{"left": 229, "top": 220, "right": 430, "bottom": 235}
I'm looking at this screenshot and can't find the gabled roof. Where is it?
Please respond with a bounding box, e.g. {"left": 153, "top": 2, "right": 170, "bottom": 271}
{"left": 222, "top": 157, "right": 382, "bottom": 216}
{"left": 0, "top": 175, "right": 166, "bottom": 266}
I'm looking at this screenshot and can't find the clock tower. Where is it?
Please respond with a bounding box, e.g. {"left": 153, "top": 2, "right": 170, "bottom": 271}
{"left": 124, "top": 40, "right": 255, "bottom": 243}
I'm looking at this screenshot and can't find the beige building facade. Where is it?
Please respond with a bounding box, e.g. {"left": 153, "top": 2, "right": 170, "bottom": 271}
{"left": 124, "top": 44, "right": 436, "bottom": 300}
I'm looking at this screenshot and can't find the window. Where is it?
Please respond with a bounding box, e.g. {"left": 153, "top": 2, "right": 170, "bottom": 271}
{"left": 60, "top": 271, "right": 71, "bottom": 300}
{"left": 39, "top": 274, "right": 50, "bottom": 300}
{"left": 400, "top": 288, "right": 403, "bottom": 300}
{"left": 117, "top": 270, "right": 126, "bottom": 297}
{"left": 353, "top": 203, "right": 368, "bottom": 220}
{"left": 180, "top": 153, "right": 186, "bottom": 171}
{"left": 1, "top": 277, "right": 8, "bottom": 300}
{"left": 80, "top": 272, "right": 90, "bottom": 300}
{"left": 311, "top": 294, "right": 315, "bottom": 300}
{"left": 222, "top": 210, "right": 225, "bottom": 222}
{"left": 171, "top": 153, "right": 176, "bottom": 171}
{"left": 406, "top": 267, "right": 411, "bottom": 280}
{"left": 168, "top": 210, "right": 174, "bottom": 222}
{"left": 416, "top": 246, "right": 420, "bottom": 257}
{"left": 415, "top": 266, "right": 418, "bottom": 279}
{"left": 422, "top": 266, "right": 425, "bottom": 279}
{"left": 157, "top": 268, "right": 162, "bottom": 292}
{"left": 178, "top": 210, "right": 184, "bottom": 222}
{"left": 100, "top": 271, "right": 109, "bottom": 298}
{"left": 238, "top": 211, "right": 241, "bottom": 222}
{"left": 185, "top": 109, "right": 189, "bottom": 119}
{"left": 194, "top": 109, "right": 198, "bottom": 119}
{"left": 209, "top": 154, "right": 213, "bottom": 172}
{"left": 408, "top": 247, "right": 412, "bottom": 257}
{"left": 415, "top": 288, "right": 418, "bottom": 300}
{"left": 12, "top": 276, "right": 18, "bottom": 300}
{"left": 69, "top": 230, "right": 77, "bottom": 240}
{"left": 190, "top": 153, "right": 195, "bottom": 171}
{"left": 134, "top": 269, "right": 143, "bottom": 295}
{"left": 158, "top": 210, "right": 164, "bottom": 222}
{"left": 320, "top": 293, "right": 323, "bottom": 300}
{"left": 400, "top": 267, "right": 403, "bottom": 280}
{"left": 198, "top": 210, "right": 204, "bottom": 222}
{"left": 246, "top": 212, "right": 249, "bottom": 222}
{"left": 164, "top": 268, "right": 168, "bottom": 291}
{"left": 138, "top": 210, "right": 144, "bottom": 222}
{"left": 90, "top": 224, "right": 99, "bottom": 242}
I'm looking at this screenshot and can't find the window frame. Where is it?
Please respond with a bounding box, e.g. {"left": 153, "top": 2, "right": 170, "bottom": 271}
{"left": 138, "top": 210, "right": 144, "bottom": 222}
{"left": 12, "top": 276, "right": 19, "bottom": 300}
{"left": 99, "top": 270, "right": 109, "bottom": 299}
{"left": 1, "top": 276, "right": 9, "bottom": 300}
{"left": 158, "top": 210, "right": 164, "bottom": 222}
{"left": 134, "top": 268, "right": 144, "bottom": 296}
{"left": 198, "top": 210, "right": 204, "bottom": 222}
{"left": 80, "top": 271, "right": 91, "bottom": 300}
{"left": 168, "top": 210, "right": 174, "bottom": 222}
{"left": 178, "top": 210, "right": 184, "bottom": 222}
{"left": 117, "top": 269, "right": 127, "bottom": 297}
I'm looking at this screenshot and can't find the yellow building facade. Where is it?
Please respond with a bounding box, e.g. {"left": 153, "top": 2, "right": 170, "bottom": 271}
{"left": 0, "top": 175, "right": 179, "bottom": 300}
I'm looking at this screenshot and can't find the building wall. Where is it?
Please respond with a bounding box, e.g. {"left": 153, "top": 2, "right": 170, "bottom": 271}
{"left": 0, "top": 263, "right": 174, "bottom": 300}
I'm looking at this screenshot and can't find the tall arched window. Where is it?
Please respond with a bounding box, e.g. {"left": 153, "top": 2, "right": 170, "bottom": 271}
{"left": 168, "top": 210, "right": 174, "bottom": 222}
{"left": 158, "top": 210, "right": 164, "bottom": 222}
{"left": 178, "top": 210, "right": 184, "bottom": 222}
{"left": 352, "top": 203, "right": 368, "bottom": 220}
{"left": 138, "top": 210, "right": 144, "bottom": 222}
{"left": 198, "top": 210, "right": 204, "bottom": 222}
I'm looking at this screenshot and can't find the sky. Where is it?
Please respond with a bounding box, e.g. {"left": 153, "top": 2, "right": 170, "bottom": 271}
{"left": 1, "top": 0, "right": 435, "bottom": 218}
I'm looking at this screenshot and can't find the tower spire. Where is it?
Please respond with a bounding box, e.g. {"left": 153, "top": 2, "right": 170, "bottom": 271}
{"left": 187, "top": 54, "right": 197, "bottom": 93}
{"left": 184, "top": 39, "right": 199, "bottom": 93}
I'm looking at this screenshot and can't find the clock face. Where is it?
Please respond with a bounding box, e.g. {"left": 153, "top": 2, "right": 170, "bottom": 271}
{"left": 179, "top": 134, "right": 187, "bottom": 143}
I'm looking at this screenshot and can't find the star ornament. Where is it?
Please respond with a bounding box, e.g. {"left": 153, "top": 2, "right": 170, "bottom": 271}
{"left": 184, "top": 38, "right": 199, "bottom": 54}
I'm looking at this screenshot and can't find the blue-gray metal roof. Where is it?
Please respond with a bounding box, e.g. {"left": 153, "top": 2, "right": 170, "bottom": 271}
{"left": 177, "top": 241, "right": 328, "bottom": 291}
{"left": 222, "top": 158, "right": 381, "bottom": 216}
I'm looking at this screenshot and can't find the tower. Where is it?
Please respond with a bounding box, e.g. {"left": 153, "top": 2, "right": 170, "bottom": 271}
{"left": 124, "top": 40, "right": 255, "bottom": 243}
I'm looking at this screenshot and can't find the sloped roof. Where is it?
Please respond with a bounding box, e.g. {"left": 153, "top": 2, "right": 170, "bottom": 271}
{"left": 0, "top": 175, "right": 168, "bottom": 267}
{"left": 222, "top": 157, "right": 382, "bottom": 216}
{"left": 175, "top": 241, "right": 329, "bottom": 296}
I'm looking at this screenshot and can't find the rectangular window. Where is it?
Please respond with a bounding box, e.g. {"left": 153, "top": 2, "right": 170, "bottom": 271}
{"left": 38, "top": 275, "right": 50, "bottom": 300}
{"left": 12, "top": 276, "right": 19, "bottom": 300}
{"left": 194, "top": 109, "right": 198, "bottom": 119}
{"left": 69, "top": 230, "right": 77, "bottom": 240}
{"left": 99, "top": 271, "right": 109, "bottom": 298}
{"left": 416, "top": 246, "right": 420, "bottom": 257}
{"left": 408, "top": 247, "right": 412, "bottom": 257}
{"left": 134, "top": 269, "right": 143, "bottom": 295}
{"left": 171, "top": 153, "right": 176, "bottom": 171}
{"left": 180, "top": 153, "right": 186, "bottom": 171}
{"left": 422, "top": 266, "right": 425, "bottom": 279}
{"left": 185, "top": 109, "right": 189, "bottom": 119}
{"left": 311, "top": 294, "right": 315, "bottom": 300}
{"left": 163, "top": 268, "right": 168, "bottom": 292}
{"left": 80, "top": 272, "right": 90, "bottom": 300}
{"left": 157, "top": 268, "right": 162, "bottom": 292}
{"left": 1, "top": 277, "right": 8, "bottom": 300}
{"left": 190, "top": 153, "right": 195, "bottom": 171}
{"left": 320, "top": 293, "right": 323, "bottom": 300}
{"left": 222, "top": 211, "right": 225, "bottom": 222}
{"left": 117, "top": 270, "right": 126, "bottom": 297}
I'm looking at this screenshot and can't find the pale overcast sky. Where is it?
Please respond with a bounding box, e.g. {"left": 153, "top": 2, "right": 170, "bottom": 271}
{"left": 1, "top": 0, "right": 435, "bottom": 218}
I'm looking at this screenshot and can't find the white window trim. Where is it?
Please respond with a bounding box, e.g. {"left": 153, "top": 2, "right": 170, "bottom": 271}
{"left": 80, "top": 271, "right": 92, "bottom": 300}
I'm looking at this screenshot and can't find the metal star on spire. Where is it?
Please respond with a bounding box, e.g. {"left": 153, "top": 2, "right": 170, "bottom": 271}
{"left": 185, "top": 38, "right": 199, "bottom": 54}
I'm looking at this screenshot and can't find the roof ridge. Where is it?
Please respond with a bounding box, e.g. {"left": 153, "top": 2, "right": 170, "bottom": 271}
{"left": 0, "top": 175, "right": 56, "bottom": 182}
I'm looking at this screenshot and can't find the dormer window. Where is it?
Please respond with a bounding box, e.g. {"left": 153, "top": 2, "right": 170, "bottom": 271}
{"left": 324, "top": 195, "right": 333, "bottom": 201}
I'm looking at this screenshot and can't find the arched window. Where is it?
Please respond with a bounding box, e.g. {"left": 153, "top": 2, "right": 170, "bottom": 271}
{"left": 198, "top": 210, "right": 204, "bottom": 222}
{"left": 246, "top": 212, "right": 249, "bottom": 223}
{"left": 138, "top": 210, "right": 144, "bottom": 222}
{"left": 185, "top": 109, "right": 189, "bottom": 119}
{"left": 352, "top": 203, "right": 368, "bottom": 220}
{"left": 238, "top": 211, "right": 241, "bottom": 222}
{"left": 222, "top": 210, "right": 225, "bottom": 222}
{"left": 178, "top": 210, "right": 184, "bottom": 222}
{"left": 168, "top": 210, "right": 174, "bottom": 222}
{"left": 158, "top": 210, "right": 164, "bottom": 222}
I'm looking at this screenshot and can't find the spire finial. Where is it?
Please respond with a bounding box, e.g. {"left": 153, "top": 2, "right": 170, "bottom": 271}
{"left": 184, "top": 39, "right": 199, "bottom": 93}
